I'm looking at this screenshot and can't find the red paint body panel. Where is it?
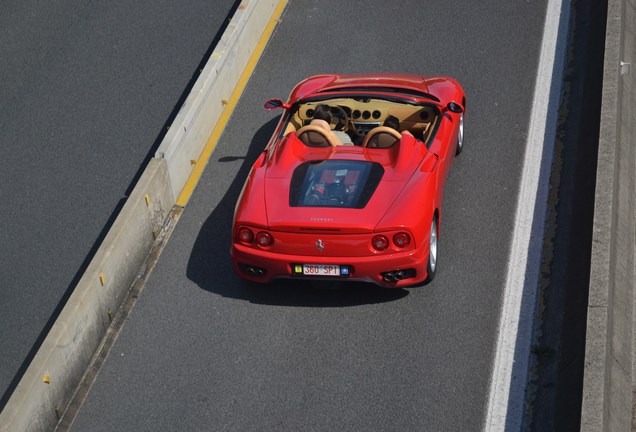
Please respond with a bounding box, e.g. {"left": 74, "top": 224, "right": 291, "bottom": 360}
{"left": 231, "top": 74, "right": 465, "bottom": 287}
{"left": 263, "top": 133, "right": 429, "bottom": 234}
{"left": 231, "top": 241, "right": 428, "bottom": 288}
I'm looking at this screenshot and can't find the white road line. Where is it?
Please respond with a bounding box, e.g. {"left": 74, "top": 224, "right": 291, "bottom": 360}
{"left": 484, "top": 0, "right": 570, "bottom": 430}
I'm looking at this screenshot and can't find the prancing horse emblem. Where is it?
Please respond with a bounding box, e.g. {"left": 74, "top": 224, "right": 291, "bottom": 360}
{"left": 315, "top": 239, "right": 325, "bottom": 252}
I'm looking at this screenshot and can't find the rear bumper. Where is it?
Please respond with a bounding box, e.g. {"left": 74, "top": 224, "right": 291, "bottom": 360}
{"left": 231, "top": 243, "right": 430, "bottom": 288}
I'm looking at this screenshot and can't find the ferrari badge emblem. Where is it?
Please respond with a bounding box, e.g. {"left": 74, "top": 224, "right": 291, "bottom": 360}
{"left": 315, "top": 239, "right": 325, "bottom": 252}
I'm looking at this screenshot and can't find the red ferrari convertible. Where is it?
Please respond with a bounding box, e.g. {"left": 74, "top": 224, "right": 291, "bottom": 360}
{"left": 231, "top": 74, "right": 465, "bottom": 287}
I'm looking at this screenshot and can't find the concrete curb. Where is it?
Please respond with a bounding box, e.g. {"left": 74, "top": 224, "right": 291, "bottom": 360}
{"left": 580, "top": 0, "right": 636, "bottom": 430}
{"left": 0, "top": 1, "right": 284, "bottom": 430}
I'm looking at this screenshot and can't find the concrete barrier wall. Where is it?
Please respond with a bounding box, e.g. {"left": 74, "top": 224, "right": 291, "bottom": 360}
{"left": 0, "top": 158, "right": 174, "bottom": 432}
{"left": 580, "top": 0, "right": 636, "bottom": 430}
{"left": 0, "top": 1, "right": 285, "bottom": 430}
{"left": 156, "top": 0, "right": 280, "bottom": 201}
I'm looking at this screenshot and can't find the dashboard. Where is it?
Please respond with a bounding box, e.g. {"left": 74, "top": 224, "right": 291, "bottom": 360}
{"left": 293, "top": 98, "right": 437, "bottom": 137}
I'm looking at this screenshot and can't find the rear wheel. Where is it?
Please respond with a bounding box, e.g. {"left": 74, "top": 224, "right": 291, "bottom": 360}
{"left": 455, "top": 113, "right": 464, "bottom": 155}
{"left": 424, "top": 217, "right": 438, "bottom": 284}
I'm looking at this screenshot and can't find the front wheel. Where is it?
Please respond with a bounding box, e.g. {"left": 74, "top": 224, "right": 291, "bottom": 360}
{"left": 455, "top": 113, "right": 464, "bottom": 156}
{"left": 424, "top": 217, "right": 438, "bottom": 284}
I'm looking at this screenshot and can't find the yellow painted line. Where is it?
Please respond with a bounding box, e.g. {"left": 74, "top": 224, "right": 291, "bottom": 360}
{"left": 176, "top": 0, "right": 288, "bottom": 206}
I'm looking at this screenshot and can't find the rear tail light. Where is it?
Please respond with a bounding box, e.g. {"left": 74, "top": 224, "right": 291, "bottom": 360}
{"left": 372, "top": 235, "right": 389, "bottom": 251}
{"left": 393, "top": 232, "right": 411, "bottom": 248}
{"left": 237, "top": 227, "right": 254, "bottom": 243}
{"left": 255, "top": 231, "right": 274, "bottom": 247}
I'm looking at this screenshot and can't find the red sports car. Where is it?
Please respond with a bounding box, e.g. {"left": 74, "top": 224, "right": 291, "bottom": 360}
{"left": 231, "top": 74, "right": 465, "bottom": 287}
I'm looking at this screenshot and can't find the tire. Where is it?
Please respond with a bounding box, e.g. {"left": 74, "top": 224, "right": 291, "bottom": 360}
{"left": 424, "top": 217, "right": 438, "bottom": 284}
{"left": 455, "top": 113, "right": 464, "bottom": 156}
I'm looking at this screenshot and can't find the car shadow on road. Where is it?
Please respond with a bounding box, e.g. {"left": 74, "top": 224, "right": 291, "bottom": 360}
{"left": 186, "top": 117, "right": 409, "bottom": 307}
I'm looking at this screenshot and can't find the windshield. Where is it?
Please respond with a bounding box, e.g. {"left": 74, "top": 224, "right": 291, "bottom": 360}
{"left": 289, "top": 160, "right": 384, "bottom": 209}
{"left": 317, "top": 87, "right": 440, "bottom": 102}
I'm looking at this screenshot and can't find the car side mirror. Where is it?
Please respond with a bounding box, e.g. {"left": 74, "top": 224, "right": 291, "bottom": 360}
{"left": 264, "top": 98, "right": 290, "bottom": 110}
{"left": 445, "top": 102, "right": 464, "bottom": 114}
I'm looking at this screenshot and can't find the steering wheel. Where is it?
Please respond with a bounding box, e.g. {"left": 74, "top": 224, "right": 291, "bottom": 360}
{"left": 330, "top": 105, "right": 351, "bottom": 132}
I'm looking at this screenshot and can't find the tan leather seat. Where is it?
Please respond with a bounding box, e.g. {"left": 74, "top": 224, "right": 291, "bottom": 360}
{"left": 362, "top": 126, "right": 402, "bottom": 148}
{"left": 296, "top": 125, "right": 339, "bottom": 147}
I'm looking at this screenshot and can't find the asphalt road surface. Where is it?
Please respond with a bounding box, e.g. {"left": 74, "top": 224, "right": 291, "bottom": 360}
{"left": 0, "top": 0, "right": 238, "bottom": 408}
{"left": 71, "top": 1, "right": 550, "bottom": 430}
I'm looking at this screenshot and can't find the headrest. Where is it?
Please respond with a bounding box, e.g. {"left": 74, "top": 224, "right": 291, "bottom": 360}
{"left": 362, "top": 126, "right": 402, "bottom": 148}
{"left": 296, "top": 125, "right": 339, "bottom": 147}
